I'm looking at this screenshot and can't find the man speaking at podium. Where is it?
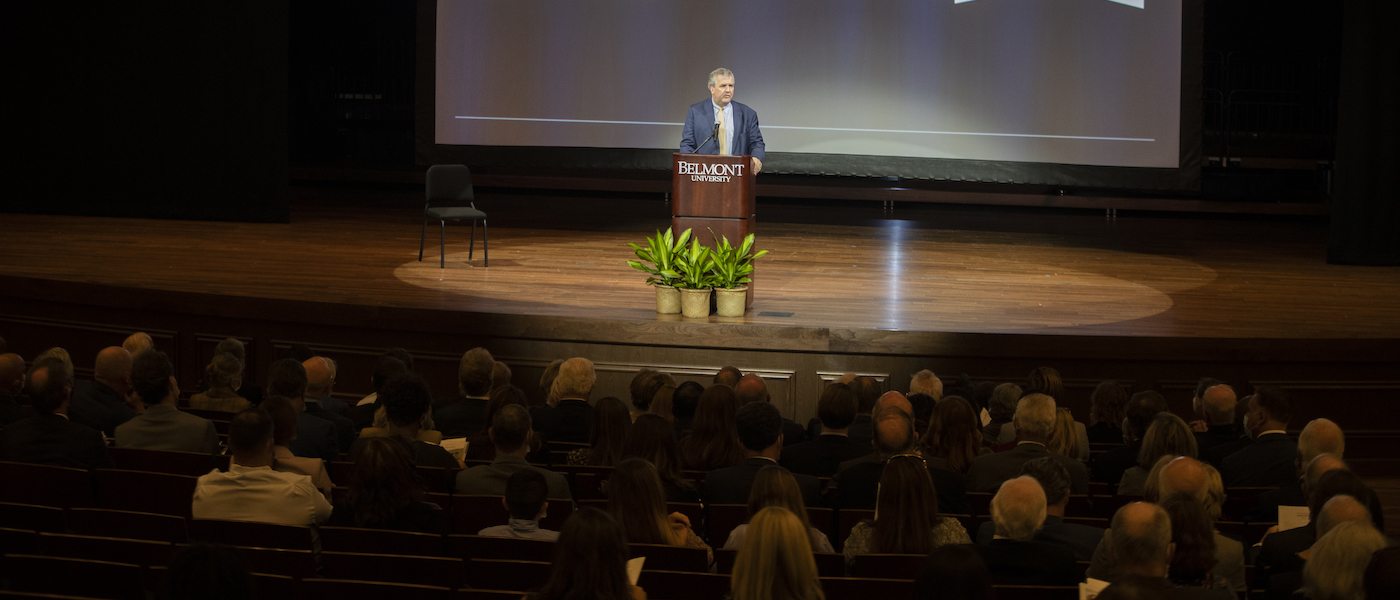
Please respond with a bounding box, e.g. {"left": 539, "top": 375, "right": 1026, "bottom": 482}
{"left": 679, "top": 68, "right": 765, "bottom": 175}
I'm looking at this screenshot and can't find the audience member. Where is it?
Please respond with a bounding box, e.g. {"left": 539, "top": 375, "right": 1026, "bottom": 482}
{"left": 842, "top": 455, "right": 971, "bottom": 564}
{"left": 1093, "top": 390, "right": 1168, "bottom": 484}
{"left": 920, "top": 396, "right": 987, "bottom": 474}
{"left": 723, "top": 465, "right": 835, "bottom": 553}
{"left": 188, "top": 353, "right": 250, "bottom": 413}
{"left": 832, "top": 406, "right": 968, "bottom": 514}
{"left": 907, "top": 392, "right": 936, "bottom": 437}
{"left": 679, "top": 384, "right": 744, "bottom": 471}
{"left": 1047, "top": 406, "right": 1090, "bottom": 462}
{"left": 910, "top": 369, "right": 944, "bottom": 402}
{"left": 735, "top": 373, "right": 806, "bottom": 445}
{"left": 192, "top": 409, "right": 331, "bottom": 526}
{"left": 464, "top": 385, "right": 533, "bottom": 462}
{"left": 1300, "top": 520, "right": 1387, "bottom": 600}
{"left": 1119, "top": 413, "right": 1199, "bottom": 496}
{"left": 1221, "top": 386, "right": 1297, "bottom": 488}
{"left": 568, "top": 396, "right": 631, "bottom": 466}
{"left": 114, "top": 351, "right": 219, "bottom": 454}
{"left": 0, "top": 357, "right": 112, "bottom": 469}
{"left": 1192, "top": 384, "right": 1238, "bottom": 462}
{"left": 434, "top": 347, "right": 495, "bottom": 438}
{"left": 1252, "top": 461, "right": 1366, "bottom": 590}
{"left": 491, "top": 360, "right": 512, "bottom": 391}
{"left": 68, "top": 346, "right": 140, "bottom": 436}
{"left": 265, "top": 358, "right": 338, "bottom": 463}
{"left": 531, "top": 508, "right": 645, "bottom": 600}
{"left": 1087, "top": 381, "right": 1128, "bottom": 444}
{"left": 261, "top": 395, "right": 333, "bottom": 495}
{"left": 913, "top": 545, "right": 992, "bottom": 600}
{"left": 326, "top": 435, "right": 449, "bottom": 533}
{"left": 670, "top": 380, "right": 703, "bottom": 438}
{"left": 1249, "top": 417, "right": 1344, "bottom": 523}
{"left": 843, "top": 376, "right": 882, "bottom": 444}
{"left": 976, "top": 457, "right": 1104, "bottom": 560}
{"left": 781, "top": 382, "right": 869, "bottom": 477}
{"left": 647, "top": 385, "right": 676, "bottom": 423}
{"left": 160, "top": 543, "right": 254, "bottom": 600}
{"left": 967, "top": 394, "right": 1089, "bottom": 493}
{"left": 122, "top": 332, "right": 154, "bottom": 356}
{"left": 0, "top": 353, "right": 36, "bottom": 425}
{"left": 1027, "top": 366, "right": 1066, "bottom": 402}
{"left": 1157, "top": 493, "right": 1225, "bottom": 589}
{"left": 348, "top": 374, "right": 459, "bottom": 470}
{"left": 628, "top": 369, "right": 673, "bottom": 420}
{"left": 534, "top": 357, "right": 595, "bottom": 444}
{"left": 478, "top": 469, "right": 558, "bottom": 540}
{"left": 982, "top": 383, "right": 1021, "bottom": 446}
{"left": 34, "top": 347, "right": 73, "bottom": 369}
{"left": 707, "top": 402, "right": 822, "bottom": 506}
{"left": 970, "top": 475, "right": 1079, "bottom": 585}
{"left": 730, "top": 506, "right": 825, "bottom": 600}
{"left": 348, "top": 355, "right": 409, "bottom": 430}
{"left": 300, "top": 357, "right": 354, "bottom": 452}
{"left": 714, "top": 366, "right": 743, "bottom": 388}
{"left": 1096, "top": 502, "right": 1234, "bottom": 600}
{"left": 538, "top": 358, "right": 564, "bottom": 407}
{"left": 352, "top": 348, "right": 414, "bottom": 409}
{"left": 607, "top": 458, "right": 711, "bottom": 563}
{"left": 621, "top": 414, "right": 699, "bottom": 503}
{"left": 212, "top": 338, "right": 262, "bottom": 407}
{"left": 456, "top": 404, "right": 572, "bottom": 500}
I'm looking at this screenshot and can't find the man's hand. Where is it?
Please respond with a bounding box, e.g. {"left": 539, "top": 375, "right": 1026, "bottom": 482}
{"left": 751, "top": 157, "right": 763, "bottom": 174}
{"left": 667, "top": 511, "right": 691, "bottom": 531}
{"left": 1189, "top": 419, "right": 1209, "bottom": 433}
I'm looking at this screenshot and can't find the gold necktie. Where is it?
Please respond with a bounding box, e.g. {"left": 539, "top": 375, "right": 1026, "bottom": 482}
{"left": 718, "top": 108, "right": 728, "bottom": 155}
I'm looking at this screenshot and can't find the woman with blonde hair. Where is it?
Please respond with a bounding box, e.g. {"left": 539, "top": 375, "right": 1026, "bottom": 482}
{"left": 189, "top": 353, "right": 250, "bottom": 413}
{"left": 1118, "top": 412, "right": 1198, "bottom": 496}
{"left": 723, "top": 466, "right": 834, "bottom": 553}
{"left": 731, "top": 507, "right": 825, "bottom": 600}
{"left": 1047, "top": 407, "right": 1088, "bottom": 462}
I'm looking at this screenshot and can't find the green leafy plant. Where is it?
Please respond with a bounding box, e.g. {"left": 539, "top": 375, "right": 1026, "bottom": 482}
{"left": 626, "top": 228, "right": 691, "bottom": 286}
{"left": 708, "top": 231, "right": 768, "bottom": 290}
{"left": 672, "top": 236, "right": 717, "bottom": 290}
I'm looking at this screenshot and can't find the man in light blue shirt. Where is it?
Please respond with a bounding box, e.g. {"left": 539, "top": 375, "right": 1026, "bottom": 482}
{"left": 478, "top": 469, "right": 560, "bottom": 541}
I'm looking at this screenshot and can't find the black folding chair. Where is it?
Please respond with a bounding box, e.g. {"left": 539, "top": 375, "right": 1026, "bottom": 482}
{"left": 421, "top": 164, "right": 487, "bottom": 268}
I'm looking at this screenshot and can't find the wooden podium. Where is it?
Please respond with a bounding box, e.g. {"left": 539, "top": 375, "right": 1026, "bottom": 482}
{"left": 671, "top": 153, "right": 756, "bottom": 307}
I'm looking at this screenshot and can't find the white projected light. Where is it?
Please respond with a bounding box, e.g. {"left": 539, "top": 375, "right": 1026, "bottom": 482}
{"left": 955, "top": 0, "right": 1144, "bottom": 6}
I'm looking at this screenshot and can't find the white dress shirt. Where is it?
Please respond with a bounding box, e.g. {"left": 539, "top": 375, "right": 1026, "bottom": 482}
{"left": 192, "top": 463, "right": 332, "bottom": 526}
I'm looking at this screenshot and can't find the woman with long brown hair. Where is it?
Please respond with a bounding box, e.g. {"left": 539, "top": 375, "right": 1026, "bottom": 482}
{"left": 326, "top": 436, "right": 450, "bottom": 533}
{"left": 731, "top": 507, "right": 825, "bottom": 600}
{"left": 723, "top": 466, "right": 834, "bottom": 553}
{"left": 568, "top": 397, "right": 632, "bottom": 466}
{"left": 1118, "top": 412, "right": 1198, "bottom": 496}
{"left": 1086, "top": 381, "right": 1128, "bottom": 444}
{"left": 842, "top": 455, "right": 970, "bottom": 565}
{"left": 530, "top": 507, "right": 644, "bottom": 600}
{"left": 606, "top": 458, "right": 712, "bottom": 565}
{"left": 678, "top": 385, "right": 744, "bottom": 471}
{"left": 920, "top": 396, "right": 987, "bottom": 474}
{"left": 621, "top": 414, "right": 699, "bottom": 503}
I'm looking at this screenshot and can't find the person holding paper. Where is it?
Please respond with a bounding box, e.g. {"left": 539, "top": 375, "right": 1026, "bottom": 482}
{"left": 679, "top": 68, "right": 766, "bottom": 175}
{"left": 532, "top": 508, "right": 647, "bottom": 600}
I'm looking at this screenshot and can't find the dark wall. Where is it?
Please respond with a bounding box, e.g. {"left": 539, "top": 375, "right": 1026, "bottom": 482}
{"left": 2, "top": 2, "right": 288, "bottom": 222}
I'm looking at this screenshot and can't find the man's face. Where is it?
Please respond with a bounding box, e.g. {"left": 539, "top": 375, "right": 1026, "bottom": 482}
{"left": 710, "top": 76, "right": 735, "bottom": 107}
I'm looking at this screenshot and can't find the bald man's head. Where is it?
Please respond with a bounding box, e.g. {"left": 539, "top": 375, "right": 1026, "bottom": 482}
{"left": 302, "top": 357, "right": 335, "bottom": 397}
{"left": 1201, "top": 385, "right": 1237, "bottom": 425}
{"left": 1298, "top": 418, "right": 1345, "bottom": 464}
{"left": 1158, "top": 456, "right": 1208, "bottom": 503}
{"left": 714, "top": 366, "right": 742, "bottom": 388}
{"left": 1316, "top": 494, "right": 1372, "bottom": 538}
{"left": 0, "top": 353, "right": 25, "bottom": 396}
{"left": 734, "top": 373, "right": 769, "bottom": 406}
{"left": 874, "top": 391, "right": 912, "bottom": 419}
{"left": 1111, "top": 502, "right": 1173, "bottom": 574}
{"left": 873, "top": 407, "right": 916, "bottom": 456}
{"left": 992, "top": 476, "right": 1048, "bottom": 541}
{"left": 93, "top": 346, "right": 133, "bottom": 386}
{"left": 123, "top": 332, "right": 154, "bottom": 356}
{"left": 1303, "top": 453, "right": 1347, "bottom": 491}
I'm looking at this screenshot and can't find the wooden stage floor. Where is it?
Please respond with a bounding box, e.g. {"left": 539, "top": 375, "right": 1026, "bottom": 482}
{"left": 2, "top": 184, "right": 1398, "bottom": 341}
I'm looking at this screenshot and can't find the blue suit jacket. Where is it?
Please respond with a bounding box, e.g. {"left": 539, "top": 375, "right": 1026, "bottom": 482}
{"left": 679, "top": 99, "right": 765, "bottom": 161}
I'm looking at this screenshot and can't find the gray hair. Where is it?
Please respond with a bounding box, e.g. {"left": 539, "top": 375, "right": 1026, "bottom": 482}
{"left": 206, "top": 353, "right": 243, "bottom": 390}
{"left": 988, "top": 383, "right": 1022, "bottom": 421}
{"left": 910, "top": 370, "right": 943, "bottom": 401}
{"left": 551, "top": 357, "right": 596, "bottom": 399}
{"left": 1014, "top": 393, "right": 1057, "bottom": 439}
{"left": 708, "top": 67, "right": 734, "bottom": 88}
{"left": 1302, "top": 520, "right": 1387, "bottom": 600}
{"left": 991, "top": 476, "right": 1047, "bottom": 541}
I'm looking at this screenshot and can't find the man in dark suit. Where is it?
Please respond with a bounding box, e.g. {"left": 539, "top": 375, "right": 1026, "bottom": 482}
{"left": 1222, "top": 386, "right": 1297, "bottom": 488}
{"left": 1098, "top": 502, "right": 1234, "bottom": 600}
{"left": 968, "top": 394, "right": 1089, "bottom": 494}
{"left": 970, "top": 475, "right": 1079, "bottom": 585}
{"left": 530, "top": 357, "right": 594, "bottom": 445}
{"left": 266, "top": 358, "right": 339, "bottom": 463}
{"left": 1092, "top": 390, "right": 1167, "bottom": 484}
{"left": 829, "top": 405, "right": 968, "bottom": 515}
{"left": 301, "top": 357, "right": 355, "bottom": 452}
{"left": 68, "top": 346, "right": 142, "bottom": 436}
{"left": 1192, "top": 383, "right": 1240, "bottom": 464}
{"left": 115, "top": 351, "right": 220, "bottom": 454}
{"left": 1252, "top": 465, "right": 1373, "bottom": 590}
{"left": 706, "top": 402, "right": 822, "bottom": 507}
{"left": 735, "top": 374, "right": 806, "bottom": 447}
{"left": 977, "top": 457, "right": 1103, "bottom": 560}
{"left": 433, "top": 347, "right": 495, "bottom": 438}
{"left": 1249, "top": 419, "right": 1344, "bottom": 523}
{"left": 781, "top": 382, "right": 870, "bottom": 477}
{"left": 348, "top": 356, "right": 409, "bottom": 432}
{"left": 678, "top": 68, "right": 765, "bottom": 175}
{"left": 0, "top": 353, "right": 36, "bottom": 426}
{"left": 0, "top": 357, "right": 112, "bottom": 469}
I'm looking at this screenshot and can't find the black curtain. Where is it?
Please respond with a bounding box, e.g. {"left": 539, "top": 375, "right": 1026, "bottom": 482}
{"left": 1328, "top": 1, "right": 1399, "bottom": 265}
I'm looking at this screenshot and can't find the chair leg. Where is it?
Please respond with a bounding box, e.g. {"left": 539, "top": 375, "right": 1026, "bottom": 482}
{"left": 469, "top": 220, "right": 477, "bottom": 260}
{"left": 419, "top": 214, "right": 426, "bottom": 261}
{"left": 439, "top": 219, "right": 446, "bottom": 269}
{"left": 482, "top": 220, "right": 488, "bottom": 267}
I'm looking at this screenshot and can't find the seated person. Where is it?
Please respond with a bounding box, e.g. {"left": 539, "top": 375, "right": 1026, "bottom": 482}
{"left": 325, "top": 436, "right": 449, "bottom": 534}
{"left": 976, "top": 457, "right": 1104, "bottom": 561}
{"left": 192, "top": 409, "right": 332, "bottom": 527}
{"left": 261, "top": 395, "right": 333, "bottom": 496}
{"left": 970, "top": 476, "right": 1079, "bottom": 585}
{"left": 723, "top": 465, "right": 835, "bottom": 553}
{"left": 608, "top": 458, "right": 712, "bottom": 565}
{"left": 456, "top": 404, "right": 572, "bottom": 500}
{"left": 115, "top": 351, "right": 220, "bottom": 454}
{"left": 348, "top": 374, "right": 459, "bottom": 471}
{"left": 843, "top": 455, "right": 971, "bottom": 565}
{"left": 0, "top": 356, "right": 112, "bottom": 469}
{"left": 478, "top": 469, "right": 560, "bottom": 540}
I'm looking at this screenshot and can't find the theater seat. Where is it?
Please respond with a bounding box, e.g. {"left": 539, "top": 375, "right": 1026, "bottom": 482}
{"left": 301, "top": 578, "right": 455, "bottom": 600}
{"left": 0, "top": 554, "right": 145, "bottom": 600}
{"left": 188, "top": 518, "right": 314, "bottom": 551}
{"left": 37, "top": 532, "right": 174, "bottom": 567}
{"left": 321, "top": 551, "right": 464, "bottom": 588}
{"left": 65, "top": 508, "right": 188, "bottom": 543}
{"left": 628, "top": 543, "right": 708, "bottom": 573}
{"left": 320, "top": 526, "right": 448, "bottom": 557}
{"left": 465, "top": 558, "right": 550, "bottom": 592}
{"left": 0, "top": 502, "right": 66, "bottom": 533}
{"left": 0, "top": 462, "right": 94, "bottom": 508}
{"left": 635, "top": 570, "right": 731, "bottom": 600}
{"left": 93, "top": 469, "right": 197, "bottom": 518}
{"left": 449, "top": 534, "right": 556, "bottom": 563}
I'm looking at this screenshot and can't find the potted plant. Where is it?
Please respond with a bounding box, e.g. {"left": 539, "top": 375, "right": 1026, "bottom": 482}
{"left": 627, "top": 228, "right": 691, "bottom": 314}
{"left": 708, "top": 231, "right": 768, "bottom": 317}
{"left": 672, "top": 236, "right": 717, "bottom": 318}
